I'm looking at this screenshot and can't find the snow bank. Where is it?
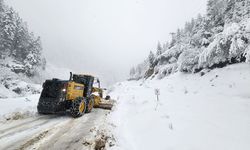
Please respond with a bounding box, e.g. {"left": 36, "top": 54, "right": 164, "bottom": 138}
{"left": 109, "top": 63, "right": 250, "bottom": 150}
{"left": 0, "top": 94, "right": 40, "bottom": 122}
{"left": 0, "top": 62, "right": 42, "bottom": 98}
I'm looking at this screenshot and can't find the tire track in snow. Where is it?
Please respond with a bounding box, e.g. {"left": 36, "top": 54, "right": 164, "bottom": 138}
{"left": 0, "top": 115, "right": 70, "bottom": 150}
{"left": 0, "top": 109, "right": 109, "bottom": 150}
{"left": 0, "top": 115, "right": 59, "bottom": 139}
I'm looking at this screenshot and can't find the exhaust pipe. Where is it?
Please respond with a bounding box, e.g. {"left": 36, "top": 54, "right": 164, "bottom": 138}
{"left": 69, "top": 72, "right": 72, "bottom": 80}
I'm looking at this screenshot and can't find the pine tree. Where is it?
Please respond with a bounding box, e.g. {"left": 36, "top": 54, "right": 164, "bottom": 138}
{"left": 131, "top": 0, "right": 250, "bottom": 79}
{"left": 207, "top": 0, "right": 227, "bottom": 29}
{"left": 169, "top": 33, "right": 176, "bottom": 48}
{"left": 13, "top": 16, "right": 30, "bottom": 61}
{"left": 162, "top": 42, "right": 169, "bottom": 52}
{"left": 156, "top": 42, "right": 163, "bottom": 56}
{"left": 176, "top": 28, "right": 182, "bottom": 43}
{"left": 0, "top": 1, "right": 5, "bottom": 58}
{"left": 0, "top": 0, "right": 46, "bottom": 76}
{"left": 225, "top": 0, "right": 235, "bottom": 23}
{"left": 0, "top": 0, "right": 4, "bottom": 12}
{"left": 130, "top": 67, "right": 136, "bottom": 76}
{"left": 148, "top": 51, "right": 155, "bottom": 68}
{"left": 0, "top": 7, "right": 17, "bottom": 58}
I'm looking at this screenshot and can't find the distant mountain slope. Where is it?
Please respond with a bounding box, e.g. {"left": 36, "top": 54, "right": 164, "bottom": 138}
{"left": 130, "top": 0, "right": 250, "bottom": 80}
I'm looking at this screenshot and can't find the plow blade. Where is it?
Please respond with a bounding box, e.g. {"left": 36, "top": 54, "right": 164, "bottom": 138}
{"left": 95, "top": 103, "right": 113, "bottom": 110}
{"left": 94, "top": 99, "right": 114, "bottom": 110}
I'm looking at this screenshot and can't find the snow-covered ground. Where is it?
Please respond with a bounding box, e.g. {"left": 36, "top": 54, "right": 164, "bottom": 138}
{"left": 0, "top": 92, "right": 112, "bottom": 150}
{"left": 0, "top": 108, "right": 110, "bottom": 150}
{"left": 0, "top": 61, "right": 114, "bottom": 149}
{"left": 109, "top": 63, "right": 250, "bottom": 150}
{"left": 0, "top": 94, "right": 40, "bottom": 122}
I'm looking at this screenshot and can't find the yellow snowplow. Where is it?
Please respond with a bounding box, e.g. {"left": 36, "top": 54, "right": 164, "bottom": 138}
{"left": 37, "top": 73, "right": 95, "bottom": 117}
{"left": 37, "top": 72, "right": 113, "bottom": 118}
{"left": 92, "top": 79, "right": 114, "bottom": 110}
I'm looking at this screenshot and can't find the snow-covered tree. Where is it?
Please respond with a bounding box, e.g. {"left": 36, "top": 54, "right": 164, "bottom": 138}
{"left": 207, "top": 0, "right": 227, "bottom": 29}
{"left": 245, "top": 45, "right": 250, "bottom": 63}
{"left": 0, "top": 0, "right": 46, "bottom": 76}
{"left": 129, "top": 67, "right": 136, "bottom": 77}
{"left": 131, "top": 0, "right": 250, "bottom": 80}
{"left": 162, "top": 42, "right": 169, "bottom": 52}
{"left": 156, "top": 42, "right": 163, "bottom": 56}
{"left": 169, "top": 33, "right": 177, "bottom": 48}
{"left": 0, "top": 7, "right": 17, "bottom": 58}
{"left": 148, "top": 51, "right": 155, "bottom": 68}
{"left": 178, "top": 48, "right": 200, "bottom": 72}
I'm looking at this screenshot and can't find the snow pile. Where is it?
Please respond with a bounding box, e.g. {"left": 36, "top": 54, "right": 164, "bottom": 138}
{"left": 0, "top": 61, "right": 42, "bottom": 98}
{"left": 0, "top": 94, "right": 40, "bottom": 122}
{"left": 109, "top": 63, "right": 250, "bottom": 150}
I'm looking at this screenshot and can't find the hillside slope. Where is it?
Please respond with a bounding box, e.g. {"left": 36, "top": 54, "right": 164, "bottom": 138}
{"left": 109, "top": 63, "right": 250, "bottom": 150}
{"left": 0, "top": 0, "right": 46, "bottom": 98}
{"left": 130, "top": 0, "right": 250, "bottom": 80}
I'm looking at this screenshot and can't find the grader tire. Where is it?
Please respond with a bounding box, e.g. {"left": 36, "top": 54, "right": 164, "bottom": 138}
{"left": 86, "top": 97, "right": 94, "bottom": 113}
{"left": 70, "top": 97, "right": 86, "bottom": 118}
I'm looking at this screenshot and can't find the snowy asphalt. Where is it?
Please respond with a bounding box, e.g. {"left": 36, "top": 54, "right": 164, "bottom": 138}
{"left": 0, "top": 109, "right": 108, "bottom": 150}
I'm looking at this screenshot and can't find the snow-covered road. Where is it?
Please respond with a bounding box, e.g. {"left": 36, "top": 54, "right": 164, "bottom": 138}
{"left": 0, "top": 108, "right": 108, "bottom": 150}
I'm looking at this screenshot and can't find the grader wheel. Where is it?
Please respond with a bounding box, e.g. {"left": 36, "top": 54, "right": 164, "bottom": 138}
{"left": 86, "top": 97, "right": 94, "bottom": 113}
{"left": 70, "top": 97, "right": 86, "bottom": 118}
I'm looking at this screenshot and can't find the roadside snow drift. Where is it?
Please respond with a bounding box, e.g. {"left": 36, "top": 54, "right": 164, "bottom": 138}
{"left": 0, "top": 94, "right": 40, "bottom": 121}
{"left": 109, "top": 63, "right": 250, "bottom": 150}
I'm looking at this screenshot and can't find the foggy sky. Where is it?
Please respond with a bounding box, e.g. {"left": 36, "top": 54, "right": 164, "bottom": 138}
{"left": 7, "top": 0, "right": 208, "bottom": 86}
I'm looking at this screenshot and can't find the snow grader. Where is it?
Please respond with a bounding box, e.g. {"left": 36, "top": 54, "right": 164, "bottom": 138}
{"left": 37, "top": 72, "right": 113, "bottom": 118}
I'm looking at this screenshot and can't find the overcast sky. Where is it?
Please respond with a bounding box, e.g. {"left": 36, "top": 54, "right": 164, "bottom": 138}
{"left": 7, "top": 0, "right": 208, "bottom": 86}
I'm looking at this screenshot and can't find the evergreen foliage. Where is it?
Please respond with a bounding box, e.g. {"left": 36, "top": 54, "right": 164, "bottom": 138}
{"left": 0, "top": 0, "right": 45, "bottom": 77}
{"left": 130, "top": 0, "right": 250, "bottom": 80}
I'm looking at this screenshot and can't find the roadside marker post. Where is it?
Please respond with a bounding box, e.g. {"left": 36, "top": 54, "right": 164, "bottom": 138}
{"left": 155, "top": 88, "right": 160, "bottom": 110}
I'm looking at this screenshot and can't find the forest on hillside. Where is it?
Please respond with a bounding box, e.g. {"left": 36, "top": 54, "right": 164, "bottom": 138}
{"left": 130, "top": 0, "right": 250, "bottom": 80}
{"left": 0, "top": 0, "right": 46, "bottom": 98}
{"left": 0, "top": 0, "right": 45, "bottom": 77}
